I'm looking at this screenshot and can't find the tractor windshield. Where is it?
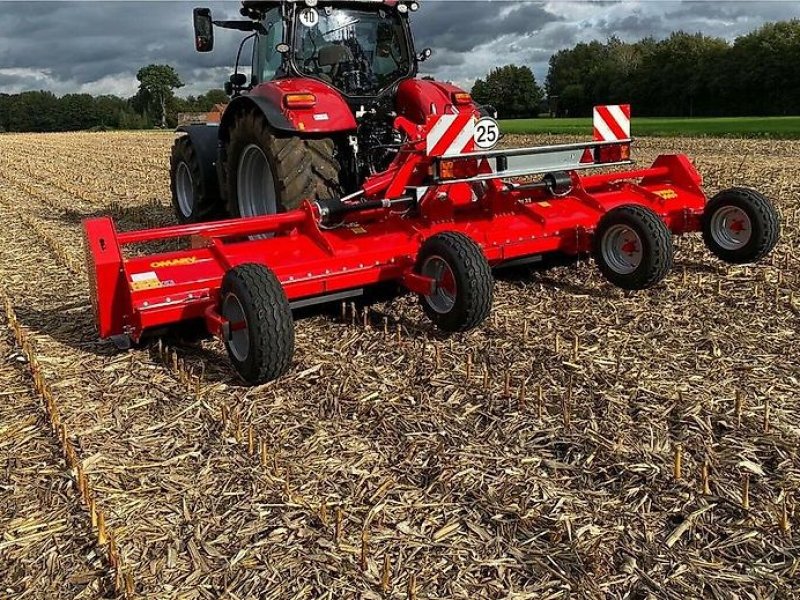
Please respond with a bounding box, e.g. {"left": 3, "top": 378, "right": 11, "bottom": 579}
{"left": 292, "top": 6, "right": 412, "bottom": 96}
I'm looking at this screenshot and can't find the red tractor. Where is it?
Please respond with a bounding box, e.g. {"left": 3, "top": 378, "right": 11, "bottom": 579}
{"left": 171, "top": 0, "right": 447, "bottom": 223}
{"left": 84, "top": 0, "right": 779, "bottom": 384}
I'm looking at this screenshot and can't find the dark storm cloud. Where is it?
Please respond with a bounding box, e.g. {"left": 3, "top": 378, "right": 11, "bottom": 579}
{"left": 666, "top": 0, "right": 796, "bottom": 22}
{"left": 412, "top": 1, "right": 562, "bottom": 53}
{"left": 0, "top": 1, "right": 799, "bottom": 96}
{"left": 0, "top": 1, "right": 244, "bottom": 94}
{"left": 595, "top": 11, "right": 668, "bottom": 40}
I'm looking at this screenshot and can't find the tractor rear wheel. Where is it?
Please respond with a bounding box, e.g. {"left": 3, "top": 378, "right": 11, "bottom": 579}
{"left": 594, "top": 205, "right": 673, "bottom": 290}
{"left": 220, "top": 263, "right": 294, "bottom": 384}
{"left": 416, "top": 232, "right": 493, "bottom": 332}
{"left": 170, "top": 135, "right": 222, "bottom": 223}
{"left": 225, "top": 110, "right": 341, "bottom": 217}
{"left": 702, "top": 188, "right": 779, "bottom": 264}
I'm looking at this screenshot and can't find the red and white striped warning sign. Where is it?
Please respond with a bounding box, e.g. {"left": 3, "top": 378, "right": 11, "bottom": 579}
{"left": 593, "top": 104, "right": 631, "bottom": 142}
{"left": 426, "top": 113, "right": 476, "bottom": 157}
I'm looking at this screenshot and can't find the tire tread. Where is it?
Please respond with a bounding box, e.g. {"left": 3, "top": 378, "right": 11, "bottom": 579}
{"left": 702, "top": 187, "right": 779, "bottom": 264}
{"left": 222, "top": 264, "right": 294, "bottom": 384}
{"left": 417, "top": 232, "right": 493, "bottom": 331}
{"left": 169, "top": 135, "right": 222, "bottom": 223}
{"left": 226, "top": 110, "right": 342, "bottom": 214}
{"left": 594, "top": 205, "right": 673, "bottom": 290}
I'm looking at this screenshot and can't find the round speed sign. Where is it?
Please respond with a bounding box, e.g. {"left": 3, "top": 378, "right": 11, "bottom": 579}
{"left": 473, "top": 117, "right": 500, "bottom": 150}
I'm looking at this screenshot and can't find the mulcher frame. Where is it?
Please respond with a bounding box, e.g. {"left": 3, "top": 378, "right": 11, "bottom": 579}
{"left": 84, "top": 117, "right": 707, "bottom": 345}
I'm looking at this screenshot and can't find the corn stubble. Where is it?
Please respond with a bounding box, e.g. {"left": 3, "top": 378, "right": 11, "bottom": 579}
{"left": 0, "top": 131, "right": 797, "bottom": 597}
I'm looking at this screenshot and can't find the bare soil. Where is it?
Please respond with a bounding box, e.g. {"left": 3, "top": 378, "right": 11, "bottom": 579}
{"left": 0, "top": 131, "right": 797, "bottom": 599}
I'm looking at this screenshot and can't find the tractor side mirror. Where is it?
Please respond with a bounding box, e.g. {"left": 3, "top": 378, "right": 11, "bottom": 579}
{"left": 230, "top": 73, "right": 248, "bottom": 87}
{"left": 193, "top": 8, "right": 214, "bottom": 52}
{"left": 417, "top": 48, "right": 433, "bottom": 62}
{"left": 225, "top": 73, "right": 248, "bottom": 96}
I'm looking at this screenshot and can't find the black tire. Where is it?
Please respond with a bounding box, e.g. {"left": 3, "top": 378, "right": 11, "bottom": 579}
{"left": 415, "top": 232, "right": 493, "bottom": 332}
{"left": 225, "top": 110, "right": 341, "bottom": 217}
{"left": 220, "top": 264, "right": 294, "bottom": 384}
{"left": 593, "top": 205, "right": 673, "bottom": 290}
{"left": 170, "top": 136, "right": 222, "bottom": 223}
{"left": 702, "top": 187, "right": 779, "bottom": 264}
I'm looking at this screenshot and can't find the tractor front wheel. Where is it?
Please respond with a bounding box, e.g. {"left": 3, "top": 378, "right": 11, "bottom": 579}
{"left": 170, "top": 136, "right": 221, "bottom": 223}
{"left": 702, "top": 188, "right": 779, "bottom": 264}
{"left": 594, "top": 205, "right": 674, "bottom": 290}
{"left": 225, "top": 110, "right": 341, "bottom": 217}
{"left": 220, "top": 264, "right": 294, "bottom": 384}
{"left": 416, "top": 232, "right": 493, "bottom": 332}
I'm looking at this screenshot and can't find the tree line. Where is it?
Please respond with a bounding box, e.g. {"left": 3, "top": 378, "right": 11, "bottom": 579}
{"left": 475, "top": 20, "right": 800, "bottom": 119}
{"left": 0, "top": 65, "right": 226, "bottom": 133}
{"left": 1, "top": 19, "right": 799, "bottom": 131}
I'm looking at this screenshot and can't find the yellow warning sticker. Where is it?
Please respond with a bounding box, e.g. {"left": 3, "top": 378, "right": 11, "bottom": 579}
{"left": 132, "top": 280, "right": 162, "bottom": 291}
{"left": 131, "top": 271, "right": 161, "bottom": 291}
{"left": 150, "top": 256, "right": 198, "bottom": 269}
{"left": 653, "top": 189, "right": 678, "bottom": 200}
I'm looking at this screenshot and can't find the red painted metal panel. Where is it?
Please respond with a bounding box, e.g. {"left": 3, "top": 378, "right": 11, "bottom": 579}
{"left": 249, "top": 79, "right": 358, "bottom": 133}
{"left": 83, "top": 217, "right": 131, "bottom": 338}
{"left": 396, "top": 79, "right": 476, "bottom": 124}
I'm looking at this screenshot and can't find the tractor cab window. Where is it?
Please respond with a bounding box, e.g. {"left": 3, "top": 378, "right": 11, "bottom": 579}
{"left": 292, "top": 6, "right": 411, "bottom": 96}
{"left": 257, "top": 8, "right": 286, "bottom": 82}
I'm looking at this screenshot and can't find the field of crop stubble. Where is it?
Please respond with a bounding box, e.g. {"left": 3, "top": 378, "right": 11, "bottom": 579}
{"left": 0, "top": 131, "right": 798, "bottom": 599}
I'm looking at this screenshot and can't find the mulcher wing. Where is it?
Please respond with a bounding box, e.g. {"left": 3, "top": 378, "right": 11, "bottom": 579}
{"left": 84, "top": 106, "right": 779, "bottom": 384}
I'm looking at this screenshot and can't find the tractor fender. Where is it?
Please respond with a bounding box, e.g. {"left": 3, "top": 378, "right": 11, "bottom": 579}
{"left": 175, "top": 123, "right": 221, "bottom": 198}
{"left": 395, "top": 79, "right": 476, "bottom": 124}
{"left": 219, "top": 79, "right": 357, "bottom": 141}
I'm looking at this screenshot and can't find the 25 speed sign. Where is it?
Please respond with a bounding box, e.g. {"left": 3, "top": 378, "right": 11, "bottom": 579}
{"left": 473, "top": 117, "right": 500, "bottom": 150}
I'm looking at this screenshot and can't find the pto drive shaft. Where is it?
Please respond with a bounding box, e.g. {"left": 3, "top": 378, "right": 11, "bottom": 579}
{"left": 315, "top": 195, "right": 415, "bottom": 225}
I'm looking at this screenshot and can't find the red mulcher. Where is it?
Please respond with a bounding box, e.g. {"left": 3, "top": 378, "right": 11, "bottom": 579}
{"left": 83, "top": 1, "right": 780, "bottom": 384}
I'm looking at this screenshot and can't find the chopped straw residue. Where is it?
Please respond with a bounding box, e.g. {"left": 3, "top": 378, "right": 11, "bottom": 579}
{"left": 0, "top": 131, "right": 797, "bottom": 598}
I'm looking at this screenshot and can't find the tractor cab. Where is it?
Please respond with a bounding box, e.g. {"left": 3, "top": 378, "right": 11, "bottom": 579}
{"left": 178, "top": 0, "right": 463, "bottom": 225}
{"left": 206, "top": 1, "right": 423, "bottom": 99}
{"left": 288, "top": 4, "right": 414, "bottom": 97}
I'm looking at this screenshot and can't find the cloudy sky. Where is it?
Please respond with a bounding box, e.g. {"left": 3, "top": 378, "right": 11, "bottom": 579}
{"left": 1, "top": 1, "right": 799, "bottom": 98}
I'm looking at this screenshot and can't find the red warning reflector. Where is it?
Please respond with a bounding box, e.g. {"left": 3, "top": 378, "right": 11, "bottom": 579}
{"left": 580, "top": 148, "right": 595, "bottom": 164}
{"left": 597, "top": 143, "right": 631, "bottom": 164}
{"left": 438, "top": 157, "right": 480, "bottom": 181}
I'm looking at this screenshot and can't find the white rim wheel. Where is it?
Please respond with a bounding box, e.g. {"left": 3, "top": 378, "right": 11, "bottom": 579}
{"left": 710, "top": 206, "right": 751, "bottom": 251}
{"left": 237, "top": 144, "right": 277, "bottom": 217}
{"left": 601, "top": 224, "right": 644, "bottom": 275}
{"left": 222, "top": 293, "right": 250, "bottom": 363}
{"left": 175, "top": 161, "right": 194, "bottom": 218}
{"left": 421, "top": 255, "right": 457, "bottom": 314}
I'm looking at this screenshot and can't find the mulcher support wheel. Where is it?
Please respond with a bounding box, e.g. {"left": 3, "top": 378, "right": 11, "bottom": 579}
{"left": 702, "top": 187, "right": 780, "bottom": 264}
{"left": 594, "top": 204, "right": 674, "bottom": 290}
{"left": 170, "top": 135, "right": 222, "bottom": 223}
{"left": 220, "top": 264, "right": 294, "bottom": 384}
{"left": 416, "top": 232, "right": 493, "bottom": 332}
